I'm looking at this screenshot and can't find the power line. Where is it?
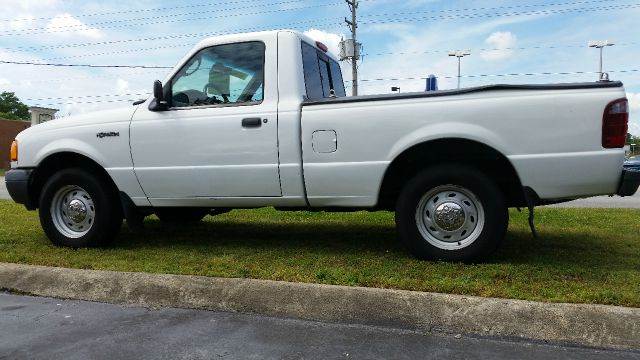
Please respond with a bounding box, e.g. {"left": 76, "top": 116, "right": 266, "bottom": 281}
{"left": 0, "top": 0, "right": 331, "bottom": 23}
{"left": 359, "top": 0, "right": 613, "bottom": 19}
{"left": 31, "top": 98, "right": 142, "bottom": 107}
{"left": 47, "top": 44, "right": 194, "bottom": 61}
{"left": 359, "top": 3, "right": 640, "bottom": 25}
{"left": 3, "top": 39, "right": 639, "bottom": 71}
{"left": 3, "top": 20, "right": 344, "bottom": 64}
{"left": 5, "top": 15, "right": 341, "bottom": 54}
{"left": 25, "top": 93, "right": 150, "bottom": 102}
{"left": 1, "top": 1, "right": 629, "bottom": 37}
{"left": 1, "top": 0, "right": 590, "bottom": 53}
{"left": 0, "top": 17, "right": 341, "bottom": 42}
{"left": 3, "top": 31, "right": 245, "bottom": 53}
{"left": 0, "top": 1, "right": 342, "bottom": 35}
{"left": 26, "top": 68, "right": 640, "bottom": 107}
{"left": 5, "top": 32, "right": 638, "bottom": 62}
{"left": 8, "top": 35, "right": 637, "bottom": 64}
{"left": 35, "top": 39, "right": 640, "bottom": 63}
{"left": 1, "top": 2, "right": 631, "bottom": 55}
{"left": 363, "top": 42, "right": 639, "bottom": 57}
{"left": 352, "top": 68, "right": 640, "bottom": 82}
{"left": 0, "top": 60, "right": 171, "bottom": 69}
{"left": 0, "top": 19, "right": 344, "bottom": 68}
{"left": 14, "top": 71, "right": 166, "bottom": 84}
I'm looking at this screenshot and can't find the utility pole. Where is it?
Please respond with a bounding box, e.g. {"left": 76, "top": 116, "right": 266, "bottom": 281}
{"left": 588, "top": 40, "right": 615, "bottom": 81}
{"left": 342, "top": 0, "right": 361, "bottom": 96}
{"left": 448, "top": 50, "right": 471, "bottom": 89}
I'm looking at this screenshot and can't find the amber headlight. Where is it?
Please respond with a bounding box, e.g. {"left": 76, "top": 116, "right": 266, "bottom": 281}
{"left": 10, "top": 140, "right": 18, "bottom": 162}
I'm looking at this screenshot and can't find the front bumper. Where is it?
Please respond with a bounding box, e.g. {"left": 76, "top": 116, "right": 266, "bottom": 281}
{"left": 617, "top": 168, "right": 640, "bottom": 197}
{"left": 5, "top": 169, "right": 33, "bottom": 206}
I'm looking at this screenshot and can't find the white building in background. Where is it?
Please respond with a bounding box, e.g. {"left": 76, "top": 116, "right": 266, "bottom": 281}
{"left": 28, "top": 107, "right": 58, "bottom": 126}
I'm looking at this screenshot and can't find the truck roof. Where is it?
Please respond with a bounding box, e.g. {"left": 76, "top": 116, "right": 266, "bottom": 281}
{"left": 194, "top": 30, "right": 340, "bottom": 62}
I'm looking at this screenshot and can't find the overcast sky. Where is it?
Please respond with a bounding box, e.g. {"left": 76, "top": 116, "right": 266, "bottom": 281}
{"left": 0, "top": 0, "right": 638, "bottom": 134}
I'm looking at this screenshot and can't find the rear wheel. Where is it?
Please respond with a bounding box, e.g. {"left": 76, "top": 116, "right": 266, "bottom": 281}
{"left": 395, "top": 165, "right": 508, "bottom": 262}
{"left": 39, "top": 168, "right": 122, "bottom": 247}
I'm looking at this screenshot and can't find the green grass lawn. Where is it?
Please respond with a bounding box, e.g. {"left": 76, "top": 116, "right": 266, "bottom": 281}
{"left": 0, "top": 199, "right": 638, "bottom": 307}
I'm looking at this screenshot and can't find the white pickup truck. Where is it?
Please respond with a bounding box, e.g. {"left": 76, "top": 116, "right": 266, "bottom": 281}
{"left": 6, "top": 30, "right": 639, "bottom": 262}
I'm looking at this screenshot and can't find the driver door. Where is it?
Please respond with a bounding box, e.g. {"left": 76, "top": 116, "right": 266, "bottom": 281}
{"left": 130, "top": 40, "right": 281, "bottom": 202}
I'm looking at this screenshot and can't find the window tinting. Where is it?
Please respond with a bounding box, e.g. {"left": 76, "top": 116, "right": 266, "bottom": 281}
{"left": 318, "top": 58, "right": 332, "bottom": 97}
{"left": 301, "top": 42, "right": 324, "bottom": 100}
{"left": 301, "top": 42, "right": 346, "bottom": 100}
{"left": 171, "top": 41, "right": 265, "bottom": 108}
{"left": 329, "top": 59, "right": 346, "bottom": 97}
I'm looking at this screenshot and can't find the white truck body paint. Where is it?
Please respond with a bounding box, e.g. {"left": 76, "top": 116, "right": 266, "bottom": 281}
{"left": 12, "top": 30, "right": 628, "bottom": 209}
{"left": 300, "top": 87, "right": 626, "bottom": 205}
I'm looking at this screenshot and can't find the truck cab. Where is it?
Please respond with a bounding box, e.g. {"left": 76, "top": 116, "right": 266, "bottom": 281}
{"left": 128, "top": 31, "right": 343, "bottom": 207}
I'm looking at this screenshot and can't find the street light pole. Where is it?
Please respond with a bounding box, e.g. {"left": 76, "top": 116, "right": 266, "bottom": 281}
{"left": 457, "top": 56, "right": 461, "bottom": 89}
{"left": 448, "top": 50, "right": 471, "bottom": 89}
{"left": 588, "top": 40, "right": 615, "bottom": 81}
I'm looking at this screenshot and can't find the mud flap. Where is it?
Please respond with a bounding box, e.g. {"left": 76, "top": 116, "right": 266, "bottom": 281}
{"left": 522, "top": 187, "right": 539, "bottom": 239}
{"left": 119, "top": 192, "right": 149, "bottom": 232}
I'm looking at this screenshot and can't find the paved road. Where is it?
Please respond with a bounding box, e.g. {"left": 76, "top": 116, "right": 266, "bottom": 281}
{"left": 547, "top": 192, "right": 640, "bottom": 209}
{"left": 1, "top": 293, "right": 638, "bottom": 360}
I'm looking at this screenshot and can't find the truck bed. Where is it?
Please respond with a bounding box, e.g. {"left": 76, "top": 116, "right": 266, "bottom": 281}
{"left": 302, "top": 81, "right": 624, "bottom": 106}
{"left": 299, "top": 81, "right": 627, "bottom": 207}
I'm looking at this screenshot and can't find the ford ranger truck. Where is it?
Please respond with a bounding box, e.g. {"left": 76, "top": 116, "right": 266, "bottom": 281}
{"left": 6, "top": 30, "right": 640, "bottom": 262}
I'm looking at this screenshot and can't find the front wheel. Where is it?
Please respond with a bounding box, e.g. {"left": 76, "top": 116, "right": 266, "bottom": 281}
{"left": 39, "top": 168, "right": 123, "bottom": 248}
{"left": 395, "top": 165, "right": 508, "bottom": 262}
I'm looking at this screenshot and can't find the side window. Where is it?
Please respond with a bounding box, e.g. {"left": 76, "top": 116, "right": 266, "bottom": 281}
{"left": 301, "top": 42, "right": 347, "bottom": 100}
{"left": 301, "top": 42, "right": 324, "bottom": 100}
{"left": 329, "top": 59, "right": 346, "bottom": 97}
{"left": 171, "top": 42, "right": 265, "bottom": 108}
{"left": 318, "top": 58, "right": 332, "bottom": 97}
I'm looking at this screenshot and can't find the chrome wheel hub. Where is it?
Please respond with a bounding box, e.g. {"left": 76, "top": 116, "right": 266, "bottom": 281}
{"left": 66, "top": 199, "right": 87, "bottom": 223}
{"left": 415, "top": 185, "right": 485, "bottom": 250}
{"left": 434, "top": 202, "right": 465, "bottom": 231}
{"left": 50, "top": 185, "right": 95, "bottom": 238}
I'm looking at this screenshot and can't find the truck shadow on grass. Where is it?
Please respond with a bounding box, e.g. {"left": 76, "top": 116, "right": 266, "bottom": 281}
{"left": 120, "top": 217, "right": 400, "bottom": 253}
{"left": 111, "top": 214, "right": 635, "bottom": 269}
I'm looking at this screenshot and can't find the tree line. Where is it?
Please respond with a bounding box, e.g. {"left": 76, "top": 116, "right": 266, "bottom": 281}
{"left": 0, "top": 92, "right": 29, "bottom": 121}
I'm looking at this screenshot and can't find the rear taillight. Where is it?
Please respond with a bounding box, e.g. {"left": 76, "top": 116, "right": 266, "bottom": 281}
{"left": 602, "top": 98, "right": 628, "bottom": 148}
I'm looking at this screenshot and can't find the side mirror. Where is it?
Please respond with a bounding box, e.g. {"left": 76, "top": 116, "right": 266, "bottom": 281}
{"left": 149, "top": 80, "right": 168, "bottom": 111}
{"left": 154, "top": 80, "right": 164, "bottom": 101}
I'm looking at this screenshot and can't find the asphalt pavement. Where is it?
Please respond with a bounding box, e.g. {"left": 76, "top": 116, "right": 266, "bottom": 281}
{"left": 546, "top": 193, "right": 640, "bottom": 209}
{"left": 1, "top": 293, "right": 638, "bottom": 360}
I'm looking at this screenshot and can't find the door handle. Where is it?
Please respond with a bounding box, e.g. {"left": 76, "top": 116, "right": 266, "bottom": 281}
{"left": 242, "top": 117, "right": 262, "bottom": 128}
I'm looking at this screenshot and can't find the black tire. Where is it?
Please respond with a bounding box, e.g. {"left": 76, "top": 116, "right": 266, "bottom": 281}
{"left": 395, "top": 164, "right": 508, "bottom": 262}
{"left": 155, "top": 208, "right": 209, "bottom": 223}
{"left": 39, "top": 168, "right": 123, "bottom": 248}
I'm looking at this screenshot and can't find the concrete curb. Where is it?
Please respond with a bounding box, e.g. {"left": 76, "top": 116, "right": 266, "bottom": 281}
{"left": 1, "top": 262, "right": 638, "bottom": 350}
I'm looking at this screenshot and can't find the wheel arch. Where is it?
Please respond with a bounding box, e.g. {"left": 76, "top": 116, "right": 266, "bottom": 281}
{"left": 378, "top": 138, "right": 526, "bottom": 209}
{"left": 27, "top": 151, "right": 120, "bottom": 209}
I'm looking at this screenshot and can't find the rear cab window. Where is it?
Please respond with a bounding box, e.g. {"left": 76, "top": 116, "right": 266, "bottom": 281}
{"left": 301, "top": 42, "right": 346, "bottom": 100}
